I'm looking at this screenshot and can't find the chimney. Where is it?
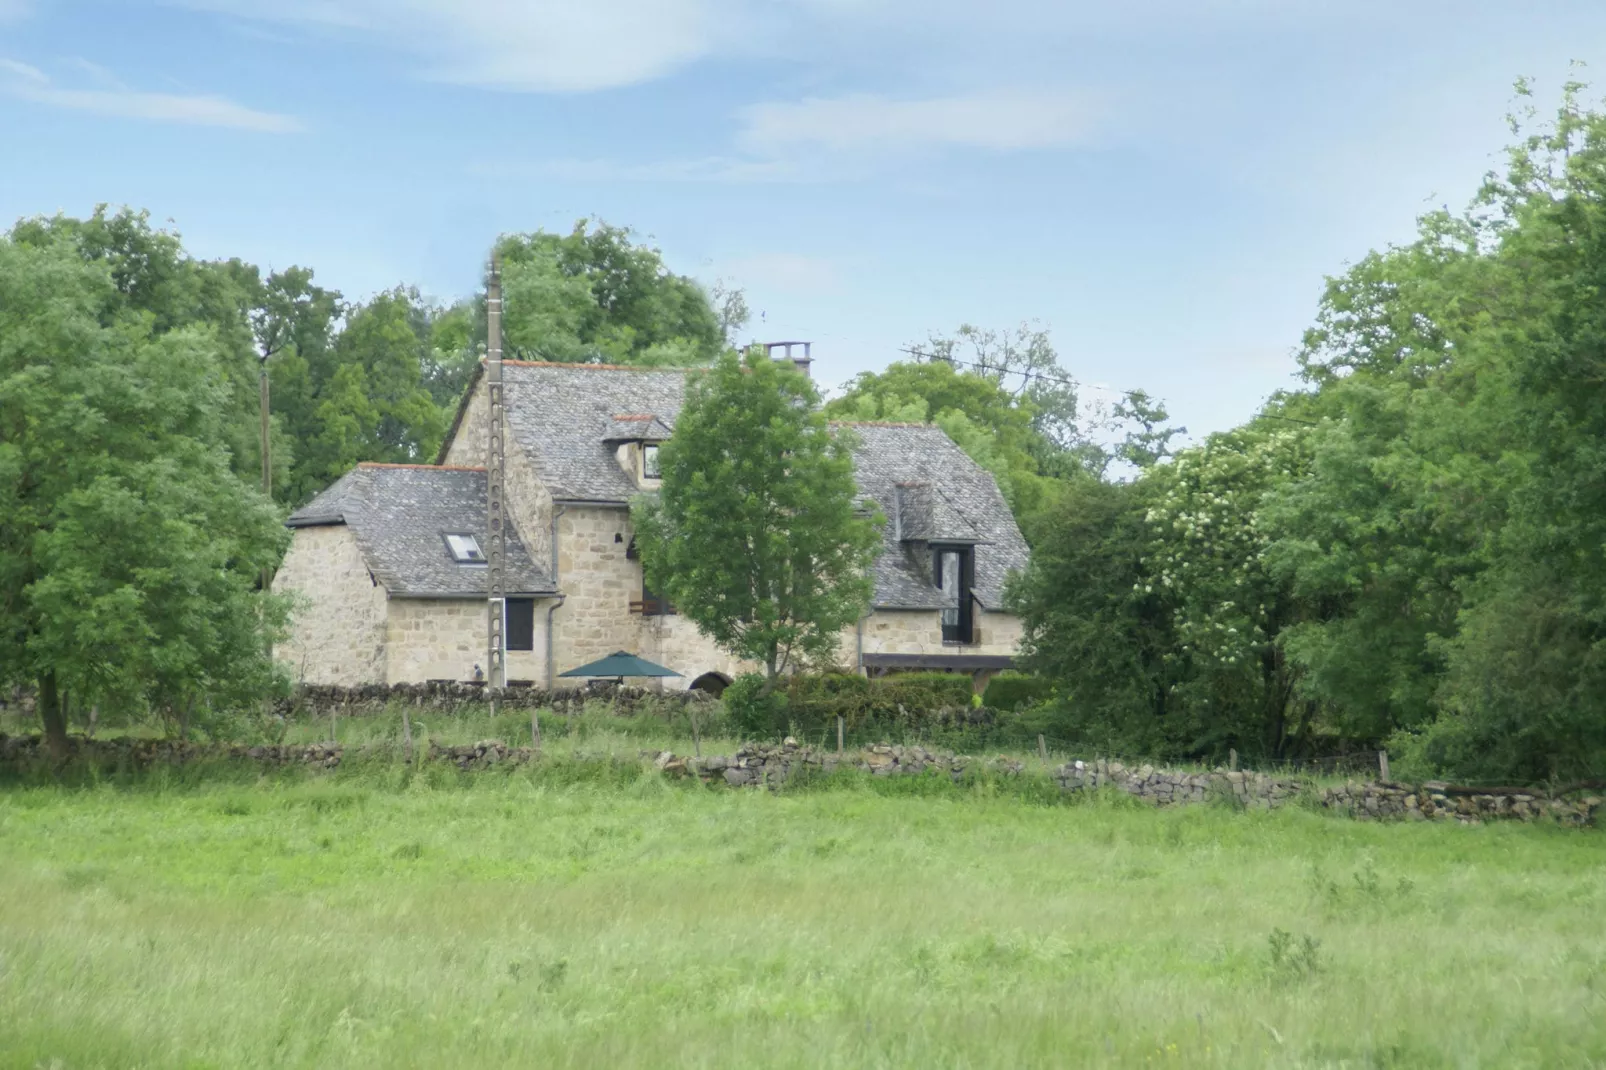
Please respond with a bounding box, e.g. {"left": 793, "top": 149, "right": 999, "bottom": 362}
{"left": 764, "top": 340, "right": 812, "bottom": 378}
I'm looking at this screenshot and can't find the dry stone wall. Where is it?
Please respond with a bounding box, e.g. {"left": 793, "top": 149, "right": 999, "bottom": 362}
{"left": 280, "top": 681, "right": 711, "bottom": 717}
{"left": 6, "top": 731, "right": 1596, "bottom": 827}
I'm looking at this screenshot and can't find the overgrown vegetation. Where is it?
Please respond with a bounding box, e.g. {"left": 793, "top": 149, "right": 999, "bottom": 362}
{"left": 1010, "top": 84, "right": 1606, "bottom": 783}
{"left": 1, "top": 771, "right": 1601, "bottom": 1068}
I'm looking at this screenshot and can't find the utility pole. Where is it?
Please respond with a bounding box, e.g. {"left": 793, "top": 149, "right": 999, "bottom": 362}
{"left": 485, "top": 252, "right": 507, "bottom": 690}
{"left": 259, "top": 351, "right": 273, "bottom": 594}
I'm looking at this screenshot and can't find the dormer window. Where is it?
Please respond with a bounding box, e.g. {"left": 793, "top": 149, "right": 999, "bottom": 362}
{"left": 643, "top": 444, "right": 661, "bottom": 480}
{"left": 933, "top": 544, "right": 975, "bottom": 644}
{"left": 444, "top": 532, "right": 485, "bottom": 564}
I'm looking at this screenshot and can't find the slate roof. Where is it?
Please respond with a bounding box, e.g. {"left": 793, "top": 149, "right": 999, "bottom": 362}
{"left": 502, "top": 363, "right": 687, "bottom": 503}
{"left": 425, "top": 361, "right": 1029, "bottom": 610}
{"left": 287, "top": 463, "right": 555, "bottom": 597}
{"left": 842, "top": 424, "right": 1028, "bottom": 610}
{"left": 601, "top": 413, "right": 673, "bottom": 443}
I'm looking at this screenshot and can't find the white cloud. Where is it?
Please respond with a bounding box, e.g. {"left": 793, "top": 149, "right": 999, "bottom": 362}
{"left": 176, "top": 0, "right": 734, "bottom": 92}
{"left": 737, "top": 89, "right": 1103, "bottom": 153}
{"left": 0, "top": 59, "right": 300, "bottom": 131}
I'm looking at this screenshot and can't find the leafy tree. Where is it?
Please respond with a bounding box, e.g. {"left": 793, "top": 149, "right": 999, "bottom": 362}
{"left": 1112, "top": 390, "right": 1184, "bottom": 471}
{"left": 0, "top": 237, "right": 290, "bottom": 756}
{"left": 1006, "top": 475, "right": 1176, "bottom": 756}
{"left": 632, "top": 349, "right": 880, "bottom": 686}
{"left": 497, "top": 220, "right": 724, "bottom": 366}
{"left": 915, "top": 322, "right": 1088, "bottom": 459}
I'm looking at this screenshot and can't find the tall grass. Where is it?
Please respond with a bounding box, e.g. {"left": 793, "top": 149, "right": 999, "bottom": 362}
{"left": 2, "top": 761, "right": 1603, "bottom": 1068}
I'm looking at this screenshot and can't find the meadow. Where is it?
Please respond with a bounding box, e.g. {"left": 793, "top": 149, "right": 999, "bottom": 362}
{"left": 2, "top": 757, "right": 1604, "bottom": 1069}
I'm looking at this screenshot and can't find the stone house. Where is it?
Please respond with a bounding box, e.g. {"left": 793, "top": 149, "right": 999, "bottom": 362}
{"left": 273, "top": 359, "right": 1030, "bottom": 693}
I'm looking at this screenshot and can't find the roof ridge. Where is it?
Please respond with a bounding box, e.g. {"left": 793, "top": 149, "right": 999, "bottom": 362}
{"left": 358, "top": 462, "right": 487, "bottom": 472}
{"left": 829, "top": 420, "right": 937, "bottom": 428}
{"left": 495, "top": 359, "right": 698, "bottom": 373}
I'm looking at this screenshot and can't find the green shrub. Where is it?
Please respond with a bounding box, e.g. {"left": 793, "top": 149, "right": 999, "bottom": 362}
{"left": 721, "top": 674, "right": 788, "bottom": 740}
{"left": 982, "top": 673, "right": 1055, "bottom": 712}
{"left": 877, "top": 672, "right": 975, "bottom": 708}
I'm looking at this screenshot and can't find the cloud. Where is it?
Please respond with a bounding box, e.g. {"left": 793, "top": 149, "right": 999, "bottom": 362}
{"left": 0, "top": 59, "right": 300, "bottom": 131}
{"left": 175, "top": 0, "right": 733, "bottom": 92}
{"left": 737, "top": 89, "right": 1103, "bottom": 154}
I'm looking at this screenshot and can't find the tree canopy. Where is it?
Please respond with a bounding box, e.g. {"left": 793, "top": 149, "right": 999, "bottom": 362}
{"left": 496, "top": 220, "right": 734, "bottom": 367}
{"left": 0, "top": 234, "right": 290, "bottom": 755}
{"left": 632, "top": 349, "right": 880, "bottom": 684}
{"left": 1012, "top": 81, "right": 1606, "bottom": 781}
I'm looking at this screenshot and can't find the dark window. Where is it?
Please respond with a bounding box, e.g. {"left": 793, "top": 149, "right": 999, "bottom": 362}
{"left": 933, "top": 545, "right": 975, "bottom": 644}
{"left": 505, "top": 598, "right": 535, "bottom": 651}
{"left": 638, "top": 576, "right": 675, "bottom": 617}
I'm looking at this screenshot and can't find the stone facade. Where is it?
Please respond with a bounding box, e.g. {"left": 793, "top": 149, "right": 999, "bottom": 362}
{"left": 384, "top": 599, "right": 548, "bottom": 685}
{"left": 273, "top": 525, "right": 388, "bottom": 686}
{"left": 852, "top": 608, "right": 1023, "bottom": 660}
{"left": 548, "top": 506, "right": 746, "bottom": 686}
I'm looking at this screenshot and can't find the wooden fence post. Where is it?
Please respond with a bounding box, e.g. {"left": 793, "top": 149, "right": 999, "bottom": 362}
{"left": 1229, "top": 748, "right": 1238, "bottom": 772}
{"left": 1038, "top": 734, "right": 1049, "bottom": 768}
{"left": 690, "top": 705, "right": 701, "bottom": 758}
{"left": 1378, "top": 749, "right": 1390, "bottom": 783}
{"left": 531, "top": 706, "right": 542, "bottom": 754}
{"left": 837, "top": 715, "right": 845, "bottom": 755}
{"left": 402, "top": 706, "right": 413, "bottom": 761}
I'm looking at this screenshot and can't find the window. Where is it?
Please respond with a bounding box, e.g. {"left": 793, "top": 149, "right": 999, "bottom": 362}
{"left": 505, "top": 598, "right": 535, "bottom": 651}
{"left": 643, "top": 444, "right": 662, "bottom": 480}
{"left": 932, "top": 545, "right": 975, "bottom": 644}
{"left": 444, "top": 533, "right": 485, "bottom": 563}
{"left": 638, "top": 576, "right": 675, "bottom": 617}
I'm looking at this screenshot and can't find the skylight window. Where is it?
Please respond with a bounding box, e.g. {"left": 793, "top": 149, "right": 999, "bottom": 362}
{"left": 444, "top": 533, "right": 485, "bottom": 564}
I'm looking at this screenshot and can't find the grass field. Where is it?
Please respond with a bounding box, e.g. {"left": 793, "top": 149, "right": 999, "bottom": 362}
{"left": 2, "top": 762, "right": 1604, "bottom": 1069}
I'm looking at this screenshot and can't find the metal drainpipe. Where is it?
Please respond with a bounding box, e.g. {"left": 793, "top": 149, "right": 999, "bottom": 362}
{"left": 856, "top": 610, "right": 871, "bottom": 675}
{"left": 545, "top": 597, "right": 566, "bottom": 689}
{"left": 545, "top": 505, "right": 567, "bottom": 688}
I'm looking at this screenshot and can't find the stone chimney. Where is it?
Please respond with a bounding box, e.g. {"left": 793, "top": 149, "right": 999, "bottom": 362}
{"left": 764, "top": 340, "right": 812, "bottom": 378}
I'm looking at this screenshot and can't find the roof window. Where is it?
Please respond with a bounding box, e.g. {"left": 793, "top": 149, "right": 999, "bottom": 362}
{"left": 444, "top": 532, "right": 485, "bottom": 564}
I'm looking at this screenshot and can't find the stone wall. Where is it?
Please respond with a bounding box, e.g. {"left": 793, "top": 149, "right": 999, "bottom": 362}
{"left": 7, "top": 731, "right": 1595, "bottom": 827}
{"left": 384, "top": 599, "right": 549, "bottom": 685}
{"left": 273, "top": 524, "right": 388, "bottom": 686}
{"left": 660, "top": 744, "right": 1602, "bottom": 825}
{"left": 281, "top": 681, "right": 710, "bottom": 717}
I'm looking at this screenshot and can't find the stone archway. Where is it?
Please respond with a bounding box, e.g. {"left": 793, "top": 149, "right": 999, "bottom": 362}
{"left": 688, "top": 671, "right": 732, "bottom": 698}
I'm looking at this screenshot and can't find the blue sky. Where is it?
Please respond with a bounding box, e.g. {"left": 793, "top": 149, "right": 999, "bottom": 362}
{"left": 3, "top": 2, "right": 1603, "bottom": 440}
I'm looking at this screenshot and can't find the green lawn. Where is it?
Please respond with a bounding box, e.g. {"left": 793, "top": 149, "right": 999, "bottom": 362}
{"left": 1, "top": 764, "right": 1603, "bottom": 1068}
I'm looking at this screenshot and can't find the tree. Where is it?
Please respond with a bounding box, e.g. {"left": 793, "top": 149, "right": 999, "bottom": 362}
{"left": 1112, "top": 390, "right": 1184, "bottom": 471}
{"left": 916, "top": 322, "right": 1087, "bottom": 457}
{"left": 632, "top": 349, "right": 880, "bottom": 686}
{"left": 1006, "top": 475, "right": 1178, "bottom": 756}
{"left": 0, "top": 237, "right": 290, "bottom": 756}
{"left": 497, "top": 220, "right": 725, "bottom": 366}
